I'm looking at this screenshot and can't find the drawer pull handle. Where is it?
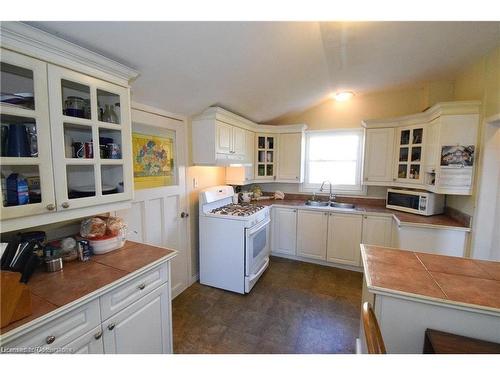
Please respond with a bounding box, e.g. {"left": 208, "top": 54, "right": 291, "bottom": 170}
{"left": 108, "top": 323, "right": 116, "bottom": 331}
{"left": 46, "top": 335, "right": 56, "bottom": 344}
{"left": 94, "top": 330, "right": 103, "bottom": 340}
{"left": 138, "top": 283, "right": 146, "bottom": 290}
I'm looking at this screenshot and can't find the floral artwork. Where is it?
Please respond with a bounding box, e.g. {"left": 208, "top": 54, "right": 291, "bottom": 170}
{"left": 132, "top": 132, "right": 174, "bottom": 189}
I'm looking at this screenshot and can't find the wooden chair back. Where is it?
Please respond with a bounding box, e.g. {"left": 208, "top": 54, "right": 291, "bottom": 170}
{"left": 362, "top": 301, "right": 386, "bottom": 354}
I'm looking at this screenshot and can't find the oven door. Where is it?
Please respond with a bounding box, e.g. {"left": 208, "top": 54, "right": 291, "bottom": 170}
{"left": 245, "top": 217, "right": 271, "bottom": 282}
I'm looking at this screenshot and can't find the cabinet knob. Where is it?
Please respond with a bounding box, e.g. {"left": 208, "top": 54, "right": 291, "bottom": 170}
{"left": 107, "top": 323, "right": 116, "bottom": 331}
{"left": 46, "top": 203, "right": 56, "bottom": 211}
{"left": 94, "top": 330, "right": 103, "bottom": 340}
{"left": 324, "top": 212, "right": 328, "bottom": 216}
{"left": 61, "top": 202, "right": 70, "bottom": 209}
{"left": 46, "top": 335, "right": 56, "bottom": 344}
{"left": 293, "top": 209, "right": 297, "bottom": 212}
{"left": 180, "top": 212, "right": 189, "bottom": 218}
{"left": 138, "top": 283, "right": 146, "bottom": 290}
{"left": 393, "top": 178, "right": 396, "bottom": 181}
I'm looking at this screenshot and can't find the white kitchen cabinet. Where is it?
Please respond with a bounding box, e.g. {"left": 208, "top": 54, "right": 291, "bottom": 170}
{"left": 277, "top": 132, "right": 304, "bottom": 183}
{"left": 224, "top": 130, "right": 255, "bottom": 185}
{"left": 102, "top": 283, "right": 171, "bottom": 354}
{"left": 255, "top": 134, "right": 278, "bottom": 181}
{"left": 215, "top": 121, "right": 232, "bottom": 154}
{"left": 1, "top": 259, "right": 174, "bottom": 354}
{"left": 296, "top": 210, "right": 328, "bottom": 260}
{"left": 394, "top": 125, "right": 425, "bottom": 184}
{"left": 0, "top": 48, "right": 55, "bottom": 220}
{"left": 272, "top": 207, "right": 297, "bottom": 255}
{"left": 232, "top": 125, "right": 246, "bottom": 156}
{"left": 362, "top": 215, "right": 393, "bottom": 247}
{"left": 65, "top": 326, "right": 104, "bottom": 354}
{"left": 327, "top": 213, "right": 363, "bottom": 266}
{"left": 392, "top": 224, "right": 468, "bottom": 257}
{"left": 363, "top": 128, "right": 395, "bottom": 184}
{"left": 2, "top": 299, "right": 101, "bottom": 351}
{"left": 1, "top": 31, "right": 137, "bottom": 232}
{"left": 47, "top": 64, "right": 133, "bottom": 211}
{"left": 362, "top": 101, "right": 480, "bottom": 193}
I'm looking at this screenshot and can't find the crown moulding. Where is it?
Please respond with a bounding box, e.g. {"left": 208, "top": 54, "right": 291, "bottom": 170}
{"left": 0, "top": 22, "right": 139, "bottom": 87}
{"left": 362, "top": 100, "right": 482, "bottom": 129}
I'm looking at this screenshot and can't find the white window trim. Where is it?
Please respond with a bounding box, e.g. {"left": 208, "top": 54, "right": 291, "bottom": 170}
{"left": 300, "top": 128, "right": 367, "bottom": 196}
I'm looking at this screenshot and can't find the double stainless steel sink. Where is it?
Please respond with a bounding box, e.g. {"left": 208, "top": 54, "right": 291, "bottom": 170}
{"left": 304, "top": 200, "right": 356, "bottom": 210}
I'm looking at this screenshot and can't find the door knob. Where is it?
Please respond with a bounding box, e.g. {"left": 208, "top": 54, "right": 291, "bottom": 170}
{"left": 180, "top": 212, "right": 189, "bottom": 218}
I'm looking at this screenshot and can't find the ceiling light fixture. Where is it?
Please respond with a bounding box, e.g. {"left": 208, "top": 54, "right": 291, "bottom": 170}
{"left": 332, "top": 91, "right": 354, "bottom": 102}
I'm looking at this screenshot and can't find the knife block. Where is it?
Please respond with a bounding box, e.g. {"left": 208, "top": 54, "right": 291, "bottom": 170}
{"left": 1, "top": 271, "right": 32, "bottom": 328}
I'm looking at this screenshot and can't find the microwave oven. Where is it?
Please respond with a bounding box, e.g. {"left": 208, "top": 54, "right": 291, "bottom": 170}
{"left": 386, "top": 189, "right": 444, "bottom": 216}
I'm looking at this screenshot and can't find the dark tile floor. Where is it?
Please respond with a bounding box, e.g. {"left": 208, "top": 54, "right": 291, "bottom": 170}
{"left": 172, "top": 256, "right": 363, "bottom": 354}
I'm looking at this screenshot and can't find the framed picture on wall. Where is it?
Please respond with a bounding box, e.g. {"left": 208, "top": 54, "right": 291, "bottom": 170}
{"left": 440, "top": 145, "right": 475, "bottom": 167}
{"left": 132, "top": 132, "right": 174, "bottom": 189}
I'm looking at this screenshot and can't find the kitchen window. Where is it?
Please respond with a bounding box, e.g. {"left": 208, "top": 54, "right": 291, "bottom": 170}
{"left": 302, "top": 129, "right": 365, "bottom": 194}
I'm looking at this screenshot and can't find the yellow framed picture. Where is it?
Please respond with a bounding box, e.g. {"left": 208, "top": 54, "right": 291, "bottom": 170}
{"left": 132, "top": 132, "right": 174, "bottom": 190}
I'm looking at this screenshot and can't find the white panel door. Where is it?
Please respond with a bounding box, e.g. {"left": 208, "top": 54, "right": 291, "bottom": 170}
{"left": 116, "top": 106, "right": 189, "bottom": 299}
{"left": 296, "top": 210, "right": 328, "bottom": 260}
{"left": 277, "top": 133, "right": 303, "bottom": 182}
{"left": 215, "top": 121, "right": 232, "bottom": 154}
{"left": 102, "top": 284, "right": 171, "bottom": 354}
{"left": 362, "top": 215, "right": 393, "bottom": 247}
{"left": 327, "top": 213, "right": 363, "bottom": 266}
{"left": 272, "top": 207, "right": 297, "bottom": 255}
{"left": 232, "top": 126, "right": 246, "bottom": 156}
{"left": 363, "top": 128, "right": 395, "bottom": 183}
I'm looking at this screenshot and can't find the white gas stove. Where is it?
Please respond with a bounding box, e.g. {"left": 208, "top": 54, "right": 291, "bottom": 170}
{"left": 199, "top": 186, "right": 270, "bottom": 294}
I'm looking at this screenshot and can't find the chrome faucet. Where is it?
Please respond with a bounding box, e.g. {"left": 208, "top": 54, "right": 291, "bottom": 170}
{"left": 319, "top": 180, "right": 336, "bottom": 203}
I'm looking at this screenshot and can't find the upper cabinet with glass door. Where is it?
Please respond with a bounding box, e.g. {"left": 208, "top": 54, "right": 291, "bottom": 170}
{"left": 394, "top": 125, "right": 425, "bottom": 184}
{"left": 47, "top": 65, "right": 132, "bottom": 211}
{"left": 0, "top": 49, "right": 56, "bottom": 219}
{"left": 255, "top": 134, "right": 277, "bottom": 180}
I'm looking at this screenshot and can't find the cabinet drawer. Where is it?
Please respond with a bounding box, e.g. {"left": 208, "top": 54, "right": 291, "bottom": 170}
{"left": 4, "top": 299, "right": 100, "bottom": 351}
{"left": 100, "top": 263, "right": 168, "bottom": 321}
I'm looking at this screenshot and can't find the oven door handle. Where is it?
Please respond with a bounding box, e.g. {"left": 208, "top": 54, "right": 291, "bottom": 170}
{"left": 247, "top": 217, "right": 270, "bottom": 236}
{"left": 248, "top": 257, "right": 269, "bottom": 282}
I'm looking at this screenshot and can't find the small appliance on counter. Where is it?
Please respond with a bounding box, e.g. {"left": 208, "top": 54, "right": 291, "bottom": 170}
{"left": 386, "top": 188, "right": 444, "bottom": 216}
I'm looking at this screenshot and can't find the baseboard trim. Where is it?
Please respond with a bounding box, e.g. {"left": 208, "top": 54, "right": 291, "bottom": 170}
{"left": 190, "top": 273, "right": 199, "bottom": 285}
{"left": 271, "top": 252, "right": 363, "bottom": 273}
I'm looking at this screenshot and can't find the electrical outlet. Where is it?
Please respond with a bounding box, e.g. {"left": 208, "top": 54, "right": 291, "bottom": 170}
{"left": 193, "top": 177, "right": 198, "bottom": 189}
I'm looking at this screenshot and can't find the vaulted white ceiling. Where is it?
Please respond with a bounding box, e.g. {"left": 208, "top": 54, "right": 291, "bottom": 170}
{"left": 28, "top": 21, "right": 500, "bottom": 122}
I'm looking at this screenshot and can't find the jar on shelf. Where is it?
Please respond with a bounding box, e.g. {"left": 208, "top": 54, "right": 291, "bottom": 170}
{"left": 102, "top": 104, "right": 119, "bottom": 124}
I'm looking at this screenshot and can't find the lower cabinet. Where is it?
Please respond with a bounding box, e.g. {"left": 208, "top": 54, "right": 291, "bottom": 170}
{"left": 102, "top": 283, "right": 171, "bottom": 354}
{"left": 272, "top": 207, "right": 297, "bottom": 255}
{"left": 65, "top": 326, "right": 105, "bottom": 354}
{"left": 362, "top": 215, "right": 393, "bottom": 247}
{"left": 297, "top": 210, "right": 328, "bottom": 260}
{"left": 1, "top": 262, "right": 172, "bottom": 354}
{"left": 327, "top": 213, "right": 363, "bottom": 266}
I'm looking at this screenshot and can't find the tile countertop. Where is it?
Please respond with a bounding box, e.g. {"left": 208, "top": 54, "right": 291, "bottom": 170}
{"left": 360, "top": 244, "right": 500, "bottom": 314}
{"left": 256, "top": 198, "right": 470, "bottom": 231}
{"left": 0, "top": 241, "right": 177, "bottom": 335}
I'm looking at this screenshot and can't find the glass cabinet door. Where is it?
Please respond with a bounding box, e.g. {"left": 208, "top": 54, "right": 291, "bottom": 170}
{"left": 395, "top": 126, "right": 424, "bottom": 183}
{"left": 0, "top": 49, "right": 56, "bottom": 219}
{"left": 255, "top": 134, "right": 276, "bottom": 180}
{"left": 48, "top": 65, "right": 132, "bottom": 211}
